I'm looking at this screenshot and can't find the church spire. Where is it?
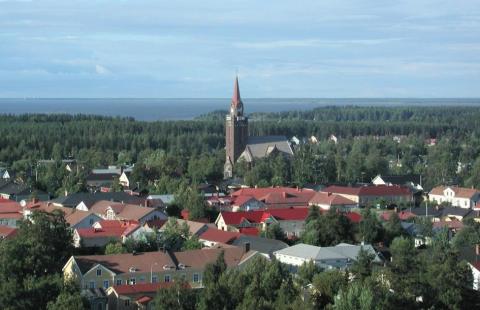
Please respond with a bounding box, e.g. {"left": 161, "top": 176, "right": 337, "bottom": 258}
{"left": 230, "top": 75, "right": 244, "bottom": 116}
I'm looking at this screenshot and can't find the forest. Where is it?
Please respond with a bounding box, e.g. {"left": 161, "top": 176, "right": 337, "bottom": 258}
{"left": 0, "top": 105, "right": 480, "bottom": 197}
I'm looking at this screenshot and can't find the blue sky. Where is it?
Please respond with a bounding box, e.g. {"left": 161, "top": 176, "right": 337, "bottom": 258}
{"left": 0, "top": 0, "right": 479, "bottom": 98}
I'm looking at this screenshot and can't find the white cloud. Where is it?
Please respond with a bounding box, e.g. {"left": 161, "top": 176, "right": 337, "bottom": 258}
{"left": 233, "top": 38, "right": 403, "bottom": 49}
{"left": 95, "top": 64, "right": 110, "bottom": 75}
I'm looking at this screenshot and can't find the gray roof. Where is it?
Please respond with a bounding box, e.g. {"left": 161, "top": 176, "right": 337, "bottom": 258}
{"left": 232, "top": 235, "right": 288, "bottom": 256}
{"left": 51, "top": 192, "right": 145, "bottom": 208}
{"left": 240, "top": 136, "right": 293, "bottom": 162}
{"left": 274, "top": 243, "right": 381, "bottom": 263}
{"left": 375, "top": 174, "right": 421, "bottom": 185}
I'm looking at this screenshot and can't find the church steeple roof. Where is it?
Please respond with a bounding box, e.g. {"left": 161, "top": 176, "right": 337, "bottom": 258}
{"left": 230, "top": 75, "right": 244, "bottom": 116}
{"left": 232, "top": 75, "right": 241, "bottom": 105}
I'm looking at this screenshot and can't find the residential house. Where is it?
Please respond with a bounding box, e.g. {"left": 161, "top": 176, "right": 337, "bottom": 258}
{"left": 159, "top": 218, "right": 213, "bottom": 237}
{"left": 86, "top": 165, "right": 134, "bottom": 189}
{"left": 231, "top": 235, "right": 289, "bottom": 258}
{"left": 308, "top": 191, "right": 357, "bottom": 210}
{"left": 106, "top": 282, "right": 185, "bottom": 310}
{"left": 51, "top": 192, "right": 146, "bottom": 209}
{"left": 63, "top": 246, "right": 258, "bottom": 291}
{"left": 0, "top": 180, "right": 49, "bottom": 201}
{"left": 73, "top": 220, "right": 152, "bottom": 248}
{"left": 198, "top": 228, "right": 241, "bottom": 247}
{"left": 372, "top": 174, "right": 423, "bottom": 191}
{"left": 0, "top": 199, "right": 23, "bottom": 227}
{"left": 230, "top": 196, "right": 265, "bottom": 212}
{"left": 273, "top": 243, "right": 382, "bottom": 271}
{"left": 87, "top": 200, "right": 167, "bottom": 225}
{"left": 215, "top": 208, "right": 310, "bottom": 238}
{"left": 321, "top": 185, "right": 413, "bottom": 207}
{"left": 230, "top": 187, "right": 316, "bottom": 208}
{"left": 428, "top": 186, "right": 480, "bottom": 209}
{"left": 24, "top": 200, "right": 102, "bottom": 229}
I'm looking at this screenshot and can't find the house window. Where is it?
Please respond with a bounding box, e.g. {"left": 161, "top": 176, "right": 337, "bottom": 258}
{"left": 89, "top": 281, "right": 95, "bottom": 289}
{"left": 89, "top": 218, "right": 94, "bottom": 225}
{"left": 129, "top": 277, "right": 136, "bottom": 285}
{"left": 152, "top": 275, "right": 158, "bottom": 283}
{"left": 97, "top": 303, "right": 103, "bottom": 310}
{"left": 96, "top": 269, "right": 102, "bottom": 276}
{"left": 103, "top": 280, "right": 109, "bottom": 289}
{"left": 116, "top": 279, "right": 122, "bottom": 286}
{"left": 125, "top": 299, "right": 130, "bottom": 306}
{"left": 164, "top": 275, "right": 171, "bottom": 283}
{"left": 139, "top": 276, "right": 145, "bottom": 283}
{"left": 193, "top": 273, "right": 200, "bottom": 283}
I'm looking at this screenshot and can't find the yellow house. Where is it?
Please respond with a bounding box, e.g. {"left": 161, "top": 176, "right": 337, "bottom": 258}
{"left": 62, "top": 246, "right": 258, "bottom": 291}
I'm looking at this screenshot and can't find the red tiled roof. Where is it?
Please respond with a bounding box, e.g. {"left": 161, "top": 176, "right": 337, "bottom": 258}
{"left": 136, "top": 296, "right": 153, "bottom": 304}
{"left": 0, "top": 225, "right": 18, "bottom": 239}
{"left": 220, "top": 210, "right": 265, "bottom": 225}
{"left": 381, "top": 211, "right": 416, "bottom": 221}
{"left": 309, "top": 192, "right": 356, "bottom": 206}
{"left": 232, "top": 195, "right": 258, "bottom": 207}
{"left": 471, "top": 261, "right": 480, "bottom": 271}
{"left": 322, "top": 185, "right": 411, "bottom": 197}
{"left": 344, "top": 212, "right": 362, "bottom": 223}
{"left": 199, "top": 228, "right": 241, "bottom": 244}
{"left": 181, "top": 209, "right": 189, "bottom": 219}
{"left": 239, "top": 227, "right": 259, "bottom": 236}
{"left": 432, "top": 220, "right": 464, "bottom": 230}
{"left": 76, "top": 223, "right": 138, "bottom": 238}
{"left": 0, "top": 202, "right": 22, "bottom": 213}
{"left": 231, "top": 187, "right": 316, "bottom": 207}
{"left": 113, "top": 282, "right": 179, "bottom": 295}
{"left": 267, "top": 207, "right": 310, "bottom": 221}
{"left": 220, "top": 207, "right": 310, "bottom": 226}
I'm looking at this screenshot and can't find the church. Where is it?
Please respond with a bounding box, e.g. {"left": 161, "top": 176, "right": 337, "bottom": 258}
{"left": 224, "top": 77, "right": 294, "bottom": 179}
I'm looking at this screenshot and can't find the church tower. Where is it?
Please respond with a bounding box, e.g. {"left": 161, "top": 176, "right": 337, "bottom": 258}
{"left": 224, "top": 76, "right": 248, "bottom": 179}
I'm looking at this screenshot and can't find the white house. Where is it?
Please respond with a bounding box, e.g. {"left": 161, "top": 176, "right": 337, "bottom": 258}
{"left": 429, "top": 186, "right": 480, "bottom": 209}
{"left": 273, "top": 243, "right": 382, "bottom": 271}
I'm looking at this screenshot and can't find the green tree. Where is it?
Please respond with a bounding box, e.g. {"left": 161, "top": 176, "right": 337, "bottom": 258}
{"left": 296, "top": 260, "right": 322, "bottom": 287}
{"left": 0, "top": 210, "right": 74, "bottom": 309}
{"left": 334, "top": 281, "right": 377, "bottom": 310}
{"left": 153, "top": 279, "right": 197, "bottom": 310}
{"left": 384, "top": 212, "right": 404, "bottom": 245}
{"left": 261, "top": 223, "right": 286, "bottom": 241}
{"left": 104, "top": 242, "right": 127, "bottom": 255}
{"left": 350, "top": 247, "right": 375, "bottom": 282}
{"left": 311, "top": 270, "right": 348, "bottom": 309}
{"left": 358, "top": 208, "right": 384, "bottom": 244}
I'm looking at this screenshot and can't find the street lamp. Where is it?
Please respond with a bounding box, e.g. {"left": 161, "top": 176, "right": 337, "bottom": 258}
{"left": 150, "top": 262, "right": 158, "bottom": 283}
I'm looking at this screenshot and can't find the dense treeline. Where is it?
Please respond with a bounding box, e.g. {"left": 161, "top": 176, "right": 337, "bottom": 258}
{"left": 1, "top": 105, "right": 480, "bottom": 196}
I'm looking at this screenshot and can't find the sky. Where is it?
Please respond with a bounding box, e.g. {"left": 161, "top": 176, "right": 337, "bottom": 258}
{"left": 0, "top": 0, "right": 479, "bottom": 98}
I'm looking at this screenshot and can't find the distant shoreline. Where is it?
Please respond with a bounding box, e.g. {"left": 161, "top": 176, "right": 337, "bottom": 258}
{"left": 1, "top": 98, "right": 479, "bottom": 121}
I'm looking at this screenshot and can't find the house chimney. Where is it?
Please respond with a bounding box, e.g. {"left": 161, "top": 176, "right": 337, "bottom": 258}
{"left": 282, "top": 192, "right": 287, "bottom": 199}
{"left": 244, "top": 242, "right": 250, "bottom": 253}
